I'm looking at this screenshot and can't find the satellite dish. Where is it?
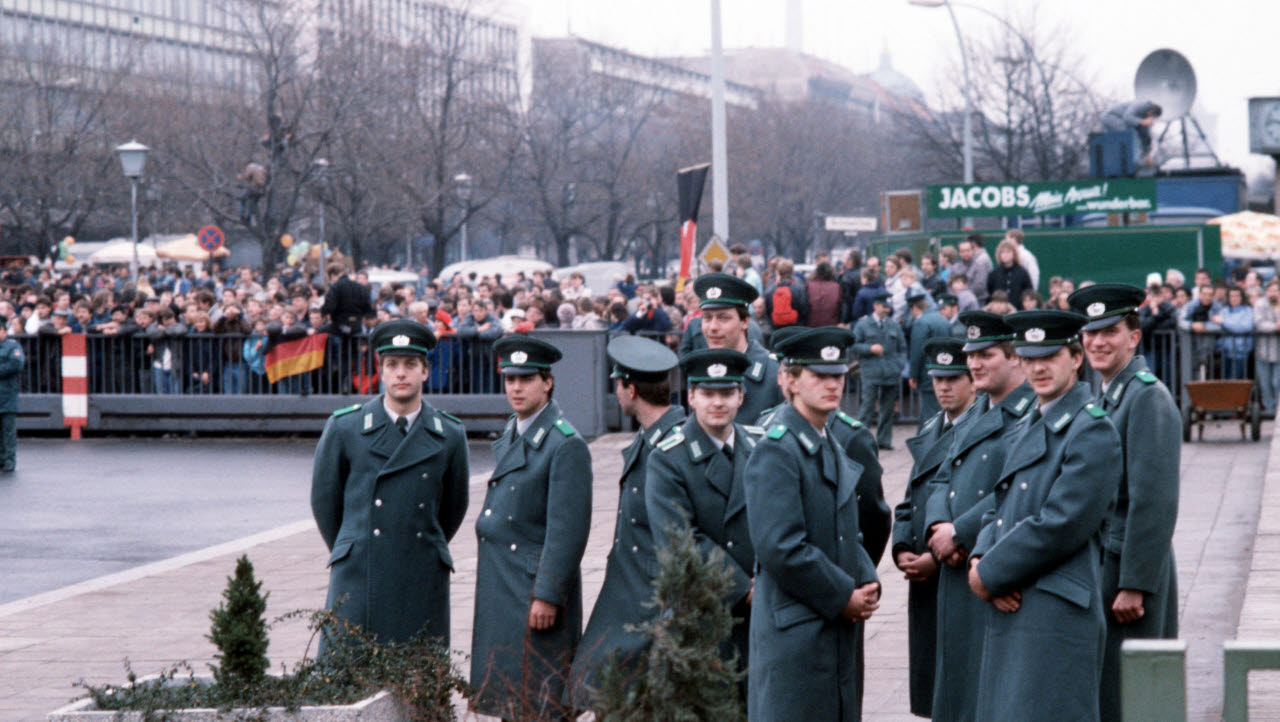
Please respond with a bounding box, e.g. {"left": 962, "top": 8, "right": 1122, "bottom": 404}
{"left": 1134, "top": 48, "right": 1197, "bottom": 118}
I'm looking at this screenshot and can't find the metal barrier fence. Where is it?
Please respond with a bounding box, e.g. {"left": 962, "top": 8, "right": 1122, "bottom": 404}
{"left": 12, "top": 333, "right": 505, "bottom": 397}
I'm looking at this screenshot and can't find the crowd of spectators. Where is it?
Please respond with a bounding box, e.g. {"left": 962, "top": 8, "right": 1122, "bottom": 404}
{"left": 2, "top": 231, "right": 1277, "bottom": 408}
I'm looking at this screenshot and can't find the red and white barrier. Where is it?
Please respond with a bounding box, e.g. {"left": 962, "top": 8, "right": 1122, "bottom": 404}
{"left": 61, "top": 334, "right": 87, "bottom": 439}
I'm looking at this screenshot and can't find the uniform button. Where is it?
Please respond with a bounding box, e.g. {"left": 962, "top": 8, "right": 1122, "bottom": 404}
{"left": 421, "top": 473, "right": 429, "bottom": 480}
{"left": 856, "top": 494, "right": 862, "bottom": 501}
{"left": 981, "top": 454, "right": 988, "bottom": 461}
{"left": 996, "top": 519, "right": 1003, "bottom": 527}
{"left": 632, "top": 487, "right": 639, "bottom": 494}
{"left": 949, "top": 491, "right": 956, "bottom": 498}
{"left": 630, "top": 518, "right": 636, "bottom": 525}
{"left": 374, "top": 498, "right": 383, "bottom": 507}
{"left": 615, "top": 538, "right": 620, "bottom": 544}
{"left": 632, "top": 545, "right": 639, "bottom": 552}
{"left": 479, "top": 535, "right": 486, "bottom": 542}
{"left": 1020, "top": 482, "right": 1028, "bottom": 490}
{"left": 978, "top": 490, "right": 985, "bottom": 496}
{"left": 418, "top": 503, "right": 425, "bottom": 509}
{"left": 510, "top": 543, "right": 518, "bottom": 551}
{"left": 484, "top": 509, "right": 492, "bottom": 516}
{"left": 912, "top": 505, "right": 918, "bottom": 512}
{"left": 727, "top": 540, "right": 735, "bottom": 549}
{"left": 839, "top": 535, "right": 844, "bottom": 541}
{"left": 373, "top": 528, "right": 381, "bottom": 536}
{"left": 955, "top": 459, "right": 962, "bottom": 467}
{"left": 508, "top": 515, "right": 513, "bottom": 521}
{"left": 416, "top": 532, "right": 423, "bottom": 538}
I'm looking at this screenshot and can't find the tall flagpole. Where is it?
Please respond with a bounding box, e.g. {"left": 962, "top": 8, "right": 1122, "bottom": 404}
{"left": 710, "top": 0, "right": 729, "bottom": 242}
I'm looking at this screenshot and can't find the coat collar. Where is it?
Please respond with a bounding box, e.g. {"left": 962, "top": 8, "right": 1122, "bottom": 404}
{"left": 489, "top": 400, "right": 564, "bottom": 481}
{"left": 906, "top": 412, "right": 957, "bottom": 485}
{"left": 621, "top": 406, "right": 685, "bottom": 482}
{"left": 1000, "top": 382, "right": 1092, "bottom": 479}
{"left": 775, "top": 403, "right": 826, "bottom": 457}
{"left": 1102, "top": 355, "right": 1146, "bottom": 410}
{"left": 360, "top": 397, "right": 445, "bottom": 478}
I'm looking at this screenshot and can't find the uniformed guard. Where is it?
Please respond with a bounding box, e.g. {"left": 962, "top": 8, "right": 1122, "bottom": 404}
{"left": 0, "top": 317, "right": 23, "bottom": 471}
{"left": 646, "top": 346, "right": 760, "bottom": 687}
{"left": 893, "top": 336, "right": 977, "bottom": 718}
{"left": 968, "top": 310, "right": 1122, "bottom": 722}
{"left": 568, "top": 336, "right": 684, "bottom": 708}
{"left": 691, "top": 273, "right": 782, "bottom": 423}
{"left": 924, "top": 310, "right": 1034, "bottom": 722}
{"left": 1069, "top": 283, "right": 1181, "bottom": 722}
{"left": 760, "top": 325, "right": 891, "bottom": 710}
{"left": 747, "top": 327, "right": 881, "bottom": 722}
{"left": 310, "top": 318, "right": 470, "bottom": 646}
{"left": 471, "top": 335, "right": 592, "bottom": 720}
{"left": 853, "top": 291, "right": 907, "bottom": 449}
{"left": 937, "top": 293, "right": 966, "bottom": 338}
{"left": 907, "top": 291, "right": 957, "bottom": 428}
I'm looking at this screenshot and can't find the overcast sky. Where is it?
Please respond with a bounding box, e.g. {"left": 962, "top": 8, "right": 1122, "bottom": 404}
{"left": 523, "top": 0, "right": 1279, "bottom": 182}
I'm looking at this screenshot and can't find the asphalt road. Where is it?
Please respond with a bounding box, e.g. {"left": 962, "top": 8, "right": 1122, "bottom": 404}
{"left": 0, "top": 437, "right": 496, "bottom": 604}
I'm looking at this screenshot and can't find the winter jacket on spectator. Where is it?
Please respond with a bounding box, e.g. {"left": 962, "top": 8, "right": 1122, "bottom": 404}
{"left": 214, "top": 313, "right": 252, "bottom": 363}
{"left": 620, "top": 303, "right": 671, "bottom": 334}
{"left": 951, "top": 251, "right": 993, "bottom": 304}
{"left": 920, "top": 271, "right": 947, "bottom": 299}
{"left": 1255, "top": 297, "right": 1280, "bottom": 363}
{"left": 321, "top": 275, "right": 374, "bottom": 333}
{"left": 1177, "top": 298, "right": 1222, "bottom": 331}
{"left": 839, "top": 267, "right": 862, "bottom": 322}
{"left": 1217, "top": 302, "right": 1255, "bottom": 358}
{"left": 806, "top": 277, "right": 842, "bottom": 327}
{"left": 457, "top": 312, "right": 503, "bottom": 341}
{"left": 851, "top": 279, "right": 886, "bottom": 322}
{"left": 987, "top": 264, "right": 1034, "bottom": 307}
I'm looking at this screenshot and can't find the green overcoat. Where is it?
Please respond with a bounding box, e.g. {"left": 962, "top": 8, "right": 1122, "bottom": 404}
{"left": 894, "top": 407, "right": 969, "bottom": 717}
{"left": 852, "top": 315, "right": 907, "bottom": 386}
{"left": 746, "top": 403, "right": 879, "bottom": 722}
{"left": 310, "top": 398, "right": 470, "bottom": 645}
{"left": 972, "top": 382, "right": 1121, "bottom": 722}
{"left": 922, "top": 384, "right": 1035, "bottom": 722}
{"left": 1097, "top": 355, "right": 1181, "bottom": 722}
{"left": 0, "top": 337, "right": 23, "bottom": 414}
{"left": 760, "top": 405, "right": 891, "bottom": 709}
{"left": 737, "top": 339, "right": 784, "bottom": 423}
{"left": 568, "top": 406, "right": 684, "bottom": 707}
{"left": 470, "top": 400, "right": 592, "bottom": 719}
{"left": 646, "top": 416, "right": 760, "bottom": 673}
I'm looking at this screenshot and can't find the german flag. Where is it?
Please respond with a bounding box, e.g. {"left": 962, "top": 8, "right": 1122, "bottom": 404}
{"left": 265, "top": 332, "right": 327, "bottom": 383}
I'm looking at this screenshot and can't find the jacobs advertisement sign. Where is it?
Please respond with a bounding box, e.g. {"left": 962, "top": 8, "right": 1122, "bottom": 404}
{"left": 925, "top": 179, "right": 1157, "bottom": 218}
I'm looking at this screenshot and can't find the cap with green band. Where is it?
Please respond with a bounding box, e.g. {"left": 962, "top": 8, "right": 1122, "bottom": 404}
{"left": 494, "top": 335, "right": 563, "bottom": 376}
{"left": 370, "top": 318, "right": 437, "bottom": 357}
{"left": 681, "top": 347, "right": 750, "bottom": 388}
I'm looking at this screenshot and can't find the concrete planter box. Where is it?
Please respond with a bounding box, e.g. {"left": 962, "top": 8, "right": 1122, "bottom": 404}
{"left": 49, "top": 676, "right": 407, "bottom": 721}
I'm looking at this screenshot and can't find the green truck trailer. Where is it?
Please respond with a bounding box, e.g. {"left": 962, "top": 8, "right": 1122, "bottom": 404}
{"left": 865, "top": 224, "right": 1222, "bottom": 294}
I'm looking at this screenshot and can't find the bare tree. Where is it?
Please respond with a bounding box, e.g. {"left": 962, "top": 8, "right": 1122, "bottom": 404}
{"left": 0, "top": 43, "right": 135, "bottom": 258}
{"left": 386, "top": 1, "right": 522, "bottom": 274}
{"left": 155, "top": 0, "right": 349, "bottom": 270}
{"left": 901, "top": 10, "right": 1105, "bottom": 183}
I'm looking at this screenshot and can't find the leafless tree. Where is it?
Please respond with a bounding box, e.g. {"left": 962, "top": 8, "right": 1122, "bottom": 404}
{"left": 386, "top": 0, "right": 522, "bottom": 274}
{"left": 901, "top": 10, "right": 1106, "bottom": 183}
{"left": 0, "top": 43, "right": 136, "bottom": 259}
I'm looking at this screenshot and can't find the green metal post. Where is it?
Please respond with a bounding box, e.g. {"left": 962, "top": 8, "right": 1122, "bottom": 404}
{"left": 1223, "top": 640, "right": 1280, "bottom": 722}
{"left": 1122, "top": 639, "right": 1187, "bottom": 722}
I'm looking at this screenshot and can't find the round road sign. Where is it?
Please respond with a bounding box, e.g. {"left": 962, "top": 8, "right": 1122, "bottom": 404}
{"left": 197, "top": 225, "right": 225, "bottom": 252}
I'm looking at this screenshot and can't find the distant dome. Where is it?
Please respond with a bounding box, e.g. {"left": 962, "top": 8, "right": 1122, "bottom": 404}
{"left": 868, "top": 49, "right": 924, "bottom": 102}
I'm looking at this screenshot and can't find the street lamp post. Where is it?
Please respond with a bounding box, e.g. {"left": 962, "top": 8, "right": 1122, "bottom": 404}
{"left": 115, "top": 140, "right": 150, "bottom": 282}
{"left": 908, "top": 0, "right": 974, "bottom": 188}
{"left": 454, "top": 172, "right": 473, "bottom": 262}
{"left": 314, "top": 157, "right": 329, "bottom": 255}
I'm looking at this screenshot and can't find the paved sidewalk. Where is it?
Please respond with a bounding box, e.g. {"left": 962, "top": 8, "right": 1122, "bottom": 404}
{"left": 0, "top": 422, "right": 1269, "bottom": 721}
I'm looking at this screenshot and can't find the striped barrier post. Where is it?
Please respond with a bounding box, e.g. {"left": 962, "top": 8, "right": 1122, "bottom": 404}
{"left": 61, "top": 334, "right": 87, "bottom": 439}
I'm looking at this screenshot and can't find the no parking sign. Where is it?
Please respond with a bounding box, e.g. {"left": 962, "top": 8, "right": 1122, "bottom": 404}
{"left": 197, "top": 225, "right": 224, "bottom": 253}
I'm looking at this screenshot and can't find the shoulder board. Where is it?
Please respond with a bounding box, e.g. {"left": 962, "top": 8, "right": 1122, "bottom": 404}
{"left": 742, "top": 424, "right": 766, "bottom": 435}
{"left": 553, "top": 418, "right": 577, "bottom": 436}
{"left": 1085, "top": 402, "right": 1107, "bottom": 419}
{"left": 438, "top": 410, "right": 463, "bottom": 424}
{"left": 1135, "top": 370, "right": 1158, "bottom": 385}
{"left": 921, "top": 413, "right": 940, "bottom": 432}
{"left": 746, "top": 360, "right": 766, "bottom": 382}
{"left": 835, "top": 410, "right": 863, "bottom": 429}
{"left": 767, "top": 424, "right": 787, "bottom": 440}
{"left": 332, "top": 404, "right": 362, "bottom": 418}
{"left": 657, "top": 432, "right": 685, "bottom": 452}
